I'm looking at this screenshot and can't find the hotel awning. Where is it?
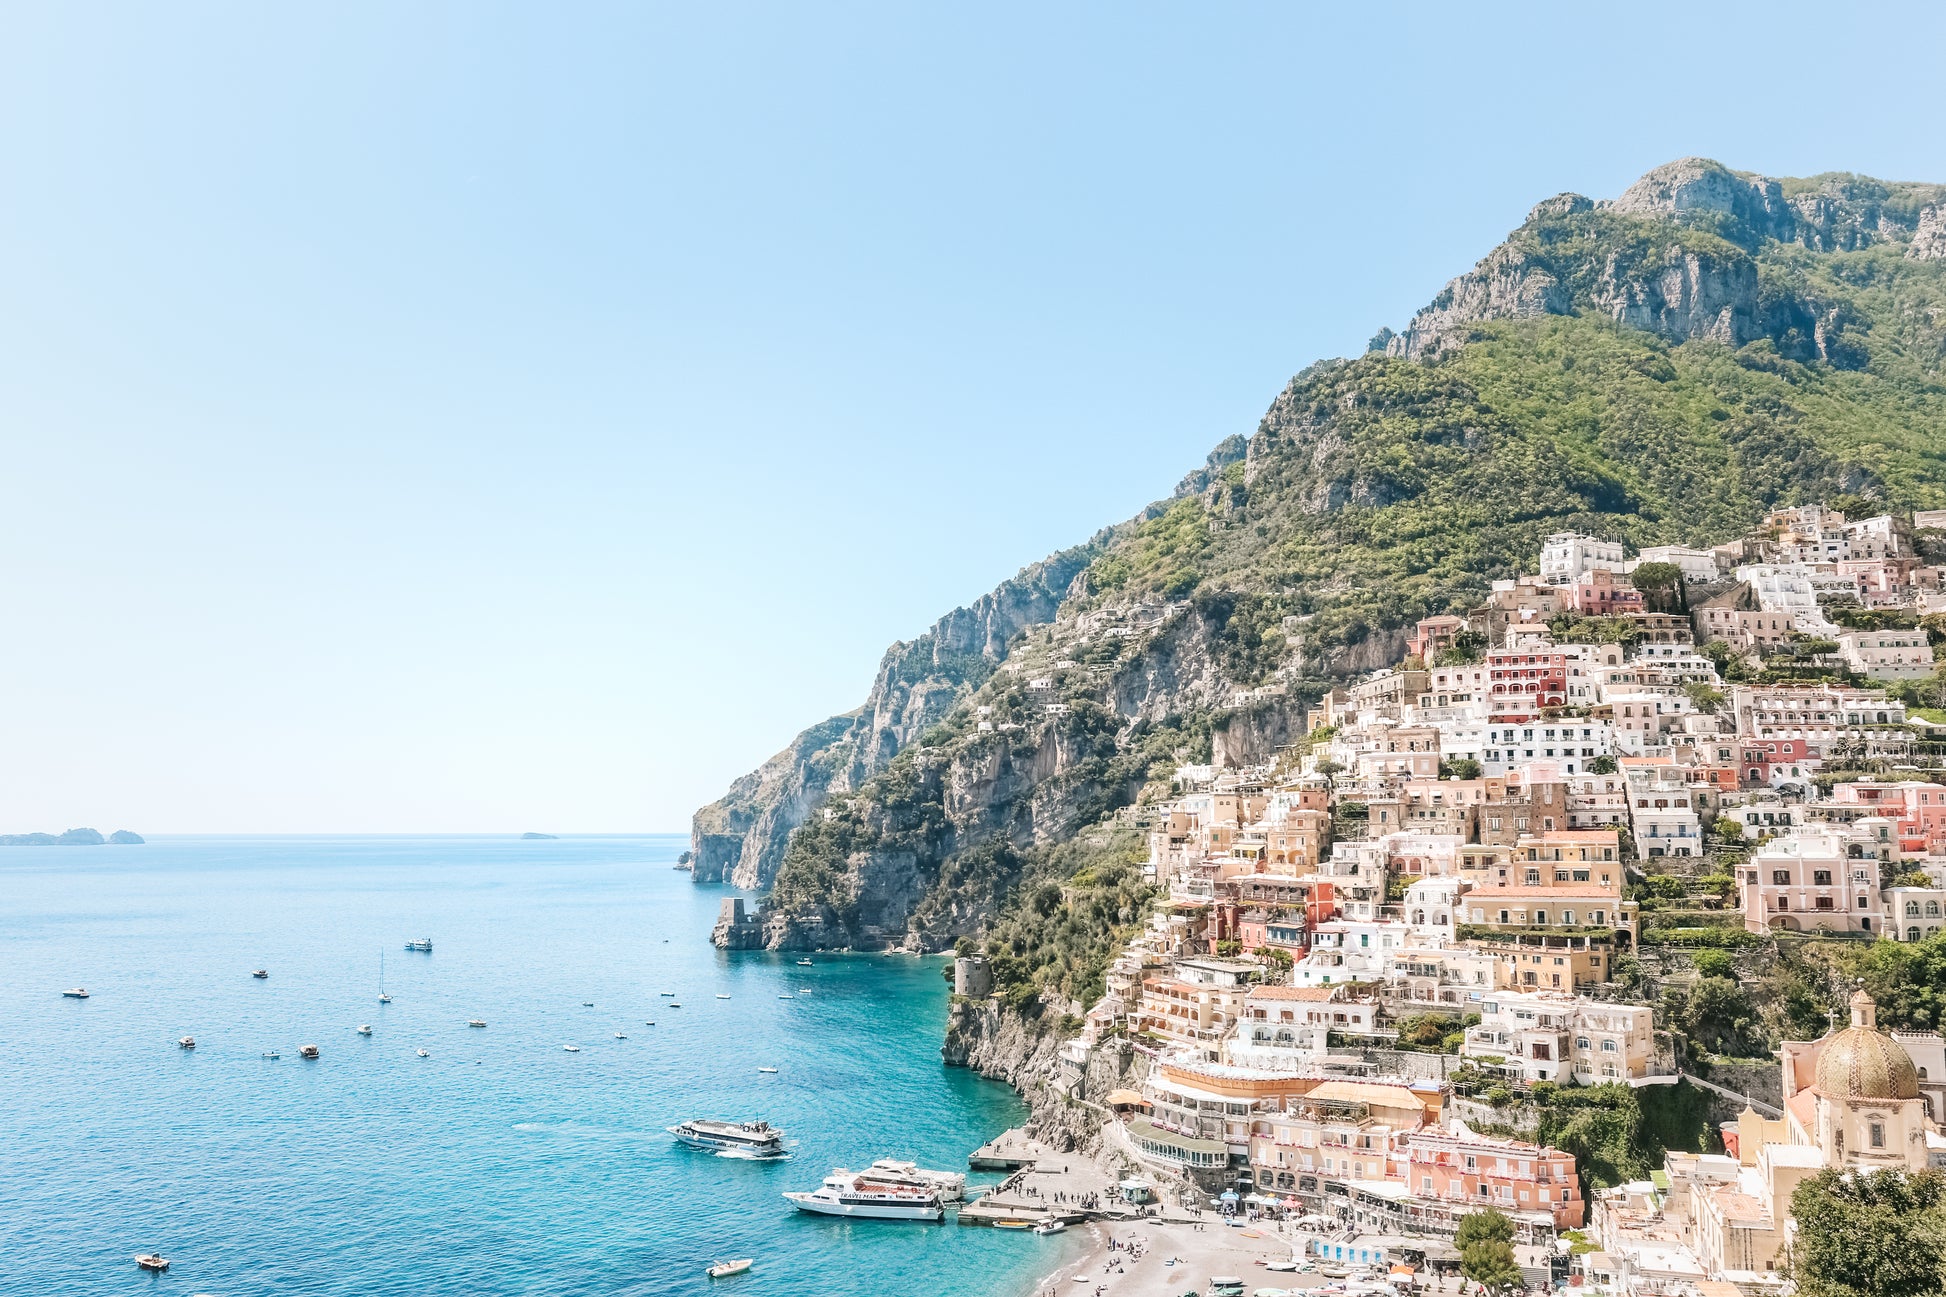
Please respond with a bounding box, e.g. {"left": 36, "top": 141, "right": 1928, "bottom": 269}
{"left": 1104, "top": 1089, "right": 1150, "bottom": 1107}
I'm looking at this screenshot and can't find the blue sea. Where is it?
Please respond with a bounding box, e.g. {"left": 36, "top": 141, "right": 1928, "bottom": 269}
{"left": 0, "top": 835, "right": 1067, "bottom": 1296}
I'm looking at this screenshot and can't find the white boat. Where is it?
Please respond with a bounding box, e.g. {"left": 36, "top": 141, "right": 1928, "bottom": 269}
{"left": 563, "top": 1044, "right": 581, "bottom": 1052}
{"left": 669, "top": 1118, "right": 787, "bottom": 1158}
{"left": 797, "top": 990, "right": 811, "bottom": 996}
{"left": 262, "top": 1050, "right": 280, "bottom": 1059}
{"left": 796, "top": 959, "right": 812, "bottom": 966}
{"left": 715, "top": 994, "right": 731, "bottom": 1000}
{"left": 644, "top": 1020, "right": 655, "bottom": 1026}
{"left": 757, "top": 1066, "right": 778, "bottom": 1073}
{"left": 378, "top": 951, "right": 391, "bottom": 1003}
{"left": 783, "top": 1166, "right": 945, "bottom": 1221}
{"left": 660, "top": 991, "right": 676, "bottom": 997}
{"left": 178, "top": 1036, "right": 196, "bottom": 1050}
{"left": 405, "top": 938, "right": 433, "bottom": 953}
{"left": 63, "top": 988, "right": 89, "bottom": 999}
{"left": 134, "top": 1254, "right": 169, "bottom": 1272}
{"left": 252, "top": 969, "right": 269, "bottom": 979}
{"left": 865, "top": 1159, "right": 966, "bottom": 1201}
{"left": 669, "top": 1002, "right": 682, "bottom": 1008}
{"left": 582, "top": 1001, "right": 594, "bottom": 1007}
{"left": 357, "top": 1024, "right": 373, "bottom": 1035}
{"left": 706, "top": 1258, "right": 753, "bottom": 1279}
{"left": 416, "top": 1048, "right": 430, "bottom": 1058}
{"left": 615, "top": 1032, "right": 628, "bottom": 1039}
{"left": 1033, "top": 1219, "right": 1066, "bottom": 1235}
{"left": 777, "top": 995, "right": 794, "bottom": 1000}
{"left": 467, "top": 1020, "right": 486, "bottom": 1028}
{"left": 299, "top": 1044, "right": 319, "bottom": 1059}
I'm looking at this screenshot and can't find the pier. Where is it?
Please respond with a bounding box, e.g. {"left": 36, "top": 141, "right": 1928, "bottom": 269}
{"left": 960, "top": 1127, "right": 1123, "bottom": 1227}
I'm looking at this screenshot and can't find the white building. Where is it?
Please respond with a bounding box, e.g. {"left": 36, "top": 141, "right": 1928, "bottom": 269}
{"left": 1402, "top": 876, "right": 1465, "bottom": 944}
{"left": 1837, "top": 629, "right": 1933, "bottom": 681}
{"left": 1462, "top": 989, "right": 1657, "bottom": 1084}
{"left": 1632, "top": 545, "right": 1722, "bottom": 583}
{"left": 1480, "top": 720, "right": 1613, "bottom": 777}
{"left": 1542, "top": 533, "right": 1627, "bottom": 586}
{"left": 1291, "top": 919, "right": 1411, "bottom": 987}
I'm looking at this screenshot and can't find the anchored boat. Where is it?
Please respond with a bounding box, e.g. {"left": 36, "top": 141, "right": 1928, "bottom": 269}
{"left": 782, "top": 1161, "right": 958, "bottom": 1220}
{"left": 706, "top": 1258, "right": 753, "bottom": 1279}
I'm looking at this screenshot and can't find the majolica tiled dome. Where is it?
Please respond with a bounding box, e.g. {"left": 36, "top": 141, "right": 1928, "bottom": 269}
{"left": 1815, "top": 990, "right": 1920, "bottom": 1101}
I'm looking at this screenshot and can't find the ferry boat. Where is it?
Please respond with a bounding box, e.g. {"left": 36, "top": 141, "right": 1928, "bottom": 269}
{"left": 864, "top": 1159, "right": 965, "bottom": 1201}
{"left": 405, "top": 938, "right": 433, "bottom": 953}
{"left": 782, "top": 1164, "right": 947, "bottom": 1221}
{"left": 669, "top": 1118, "right": 787, "bottom": 1158}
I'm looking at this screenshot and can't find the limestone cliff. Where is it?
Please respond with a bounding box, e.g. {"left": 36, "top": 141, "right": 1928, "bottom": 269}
{"left": 690, "top": 546, "right": 1094, "bottom": 889}
{"left": 1388, "top": 158, "right": 1946, "bottom": 363}
{"left": 696, "top": 155, "right": 1946, "bottom": 976}
{"left": 943, "top": 998, "right": 1140, "bottom": 1156}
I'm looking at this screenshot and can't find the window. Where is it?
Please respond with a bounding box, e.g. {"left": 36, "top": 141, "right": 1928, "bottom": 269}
{"left": 1773, "top": 870, "right": 1792, "bottom": 886}
{"left": 1870, "top": 1122, "right": 1885, "bottom": 1149}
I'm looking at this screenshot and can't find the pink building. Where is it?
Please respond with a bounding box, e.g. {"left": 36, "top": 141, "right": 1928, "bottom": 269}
{"left": 1739, "top": 827, "right": 1892, "bottom": 936}
{"left": 1565, "top": 569, "right": 1643, "bottom": 616}
{"left": 1388, "top": 1124, "right": 1585, "bottom": 1229}
{"left": 1832, "top": 781, "right": 1946, "bottom": 854}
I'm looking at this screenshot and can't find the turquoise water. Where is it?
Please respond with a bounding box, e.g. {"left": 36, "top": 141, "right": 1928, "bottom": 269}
{"left": 0, "top": 835, "right": 1059, "bottom": 1296}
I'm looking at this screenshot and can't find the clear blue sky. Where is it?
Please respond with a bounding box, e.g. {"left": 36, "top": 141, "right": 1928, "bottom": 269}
{"left": 4, "top": 4, "right": 1944, "bottom": 833}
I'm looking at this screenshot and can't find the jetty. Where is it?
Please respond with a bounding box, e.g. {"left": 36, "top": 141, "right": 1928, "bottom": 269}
{"left": 959, "top": 1127, "right": 1120, "bottom": 1227}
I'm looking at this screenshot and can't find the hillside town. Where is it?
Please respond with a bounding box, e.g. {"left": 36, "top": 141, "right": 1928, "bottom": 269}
{"left": 965, "top": 503, "right": 1946, "bottom": 1295}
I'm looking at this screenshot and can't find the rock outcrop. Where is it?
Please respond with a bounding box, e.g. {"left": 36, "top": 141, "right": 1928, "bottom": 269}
{"left": 944, "top": 998, "right": 1140, "bottom": 1155}
{"left": 1911, "top": 205, "right": 1946, "bottom": 261}
{"left": 690, "top": 546, "right": 1094, "bottom": 890}
{"left": 1388, "top": 157, "right": 1946, "bottom": 361}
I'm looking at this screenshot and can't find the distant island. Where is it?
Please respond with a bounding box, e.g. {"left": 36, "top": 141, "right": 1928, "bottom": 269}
{"left": 0, "top": 828, "right": 143, "bottom": 846}
{"left": 520, "top": 832, "right": 558, "bottom": 840}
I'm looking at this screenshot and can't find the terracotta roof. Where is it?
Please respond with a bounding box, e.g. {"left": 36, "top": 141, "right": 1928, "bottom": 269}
{"left": 1246, "top": 985, "right": 1338, "bottom": 1002}
{"left": 1304, "top": 1080, "right": 1433, "bottom": 1110}
{"left": 1461, "top": 884, "right": 1623, "bottom": 899}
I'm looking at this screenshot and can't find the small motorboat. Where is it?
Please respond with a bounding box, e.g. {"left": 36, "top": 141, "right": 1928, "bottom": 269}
{"left": 644, "top": 1020, "right": 655, "bottom": 1026}
{"left": 563, "top": 1044, "right": 581, "bottom": 1052}
{"left": 993, "top": 1219, "right": 1034, "bottom": 1229}
{"left": 757, "top": 1067, "right": 778, "bottom": 1074}
{"left": 669, "top": 1002, "right": 681, "bottom": 1008}
{"left": 416, "top": 1048, "right": 430, "bottom": 1058}
{"left": 467, "top": 1020, "right": 486, "bottom": 1028}
{"left": 178, "top": 1037, "right": 196, "bottom": 1050}
{"left": 357, "top": 1024, "right": 373, "bottom": 1035}
{"left": 796, "top": 959, "right": 812, "bottom": 966}
{"left": 134, "top": 1254, "right": 169, "bottom": 1272}
{"left": 706, "top": 1259, "right": 753, "bottom": 1279}
{"left": 405, "top": 938, "right": 433, "bottom": 953}
{"left": 582, "top": 1001, "right": 594, "bottom": 1007}
{"left": 797, "top": 990, "right": 812, "bottom": 996}
{"left": 252, "top": 969, "right": 269, "bottom": 979}
{"left": 262, "top": 1050, "right": 280, "bottom": 1060}
{"left": 659, "top": 991, "right": 676, "bottom": 997}
{"left": 1033, "top": 1219, "right": 1067, "bottom": 1235}
{"left": 63, "top": 988, "right": 89, "bottom": 999}
{"left": 299, "top": 1044, "right": 320, "bottom": 1059}
{"left": 777, "top": 995, "right": 794, "bottom": 1000}
{"left": 614, "top": 1032, "right": 628, "bottom": 1039}
{"left": 715, "top": 994, "right": 731, "bottom": 1000}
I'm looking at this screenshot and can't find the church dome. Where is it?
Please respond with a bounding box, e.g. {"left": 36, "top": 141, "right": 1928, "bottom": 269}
{"left": 1815, "top": 990, "right": 1920, "bottom": 1101}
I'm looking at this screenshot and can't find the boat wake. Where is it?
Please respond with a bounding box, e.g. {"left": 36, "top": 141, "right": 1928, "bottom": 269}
{"left": 716, "top": 1146, "right": 792, "bottom": 1161}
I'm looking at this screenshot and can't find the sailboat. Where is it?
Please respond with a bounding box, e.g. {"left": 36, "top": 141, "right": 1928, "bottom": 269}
{"left": 378, "top": 951, "right": 392, "bottom": 1004}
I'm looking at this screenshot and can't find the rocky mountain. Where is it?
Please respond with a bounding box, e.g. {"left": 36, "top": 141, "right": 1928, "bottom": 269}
{"left": 0, "top": 827, "right": 143, "bottom": 846}
{"left": 694, "top": 157, "right": 1946, "bottom": 991}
